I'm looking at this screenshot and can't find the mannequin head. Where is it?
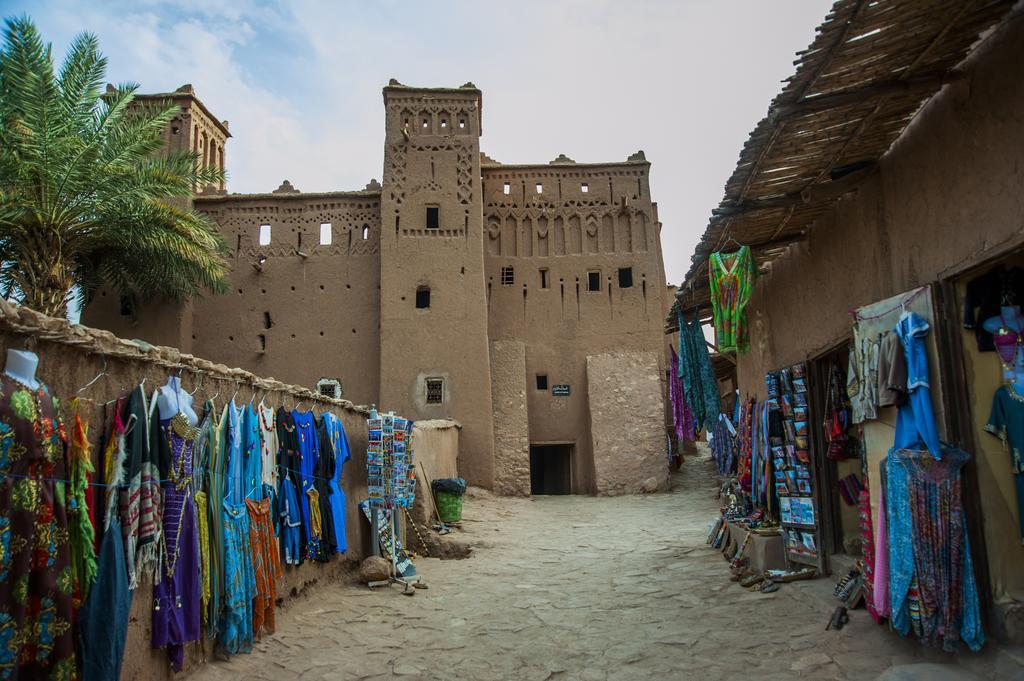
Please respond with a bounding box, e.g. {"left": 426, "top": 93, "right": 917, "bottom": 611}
{"left": 4, "top": 349, "right": 40, "bottom": 390}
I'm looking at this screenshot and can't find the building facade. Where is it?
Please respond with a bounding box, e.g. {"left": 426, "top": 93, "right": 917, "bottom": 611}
{"left": 85, "top": 81, "right": 671, "bottom": 495}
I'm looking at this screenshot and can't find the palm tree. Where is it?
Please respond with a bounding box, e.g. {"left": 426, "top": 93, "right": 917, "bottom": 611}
{"left": 0, "top": 15, "right": 229, "bottom": 319}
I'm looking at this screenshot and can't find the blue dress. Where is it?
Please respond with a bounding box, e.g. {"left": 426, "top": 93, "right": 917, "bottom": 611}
{"left": 291, "top": 410, "right": 320, "bottom": 557}
{"left": 321, "top": 413, "right": 351, "bottom": 553}
{"left": 242, "top": 404, "right": 262, "bottom": 501}
{"left": 893, "top": 312, "right": 942, "bottom": 459}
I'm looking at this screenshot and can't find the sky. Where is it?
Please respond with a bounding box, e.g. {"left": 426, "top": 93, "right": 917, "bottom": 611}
{"left": 7, "top": 0, "right": 833, "bottom": 285}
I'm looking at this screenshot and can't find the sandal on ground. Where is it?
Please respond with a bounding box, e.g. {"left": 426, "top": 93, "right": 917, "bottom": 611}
{"left": 740, "top": 573, "right": 764, "bottom": 588}
{"left": 758, "top": 580, "right": 779, "bottom": 593}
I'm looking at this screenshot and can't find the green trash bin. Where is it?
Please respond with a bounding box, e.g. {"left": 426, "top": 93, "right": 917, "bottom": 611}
{"left": 435, "top": 490, "right": 464, "bottom": 523}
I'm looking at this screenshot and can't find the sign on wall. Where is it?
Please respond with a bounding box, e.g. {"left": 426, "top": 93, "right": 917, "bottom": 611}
{"left": 552, "top": 384, "right": 570, "bottom": 396}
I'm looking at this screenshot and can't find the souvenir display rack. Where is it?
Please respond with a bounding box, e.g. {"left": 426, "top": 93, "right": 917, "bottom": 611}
{"left": 766, "top": 362, "right": 826, "bottom": 573}
{"left": 365, "top": 409, "right": 418, "bottom": 583}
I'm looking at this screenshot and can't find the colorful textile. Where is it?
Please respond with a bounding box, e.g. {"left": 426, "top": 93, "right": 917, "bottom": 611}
{"left": 858, "top": 487, "right": 881, "bottom": 624}
{"left": 736, "top": 399, "right": 754, "bottom": 492}
{"left": 319, "top": 412, "right": 351, "bottom": 553}
{"left": 292, "top": 410, "right": 319, "bottom": 557}
{"left": 195, "top": 490, "right": 211, "bottom": 627}
{"left": 119, "top": 384, "right": 162, "bottom": 589}
{"left": 893, "top": 313, "right": 942, "bottom": 459}
{"left": 219, "top": 500, "right": 255, "bottom": 655}
{"left": 668, "top": 347, "right": 695, "bottom": 442}
{"left": 68, "top": 397, "right": 97, "bottom": 606}
{"left": 677, "top": 313, "right": 721, "bottom": 431}
{"left": 242, "top": 404, "right": 262, "bottom": 501}
{"left": 205, "top": 402, "right": 228, "bottom": 638}
{"left": 278, "top": 478, "right": 302, "bottom": 565}
{"left": 79, "top": 516, "right": 132, "bottom": 681}
{"left": 708, "top": 245, "right": 756, "bottom": 353}
{"left": 709, "top": 413, "right": 736, "bottom": 476}
{"left": 886, "top": 445, "right": 983, "bottom": 652}
{"left": 258, "top": 405, "right": 278, "bottom": 490}
{"left": 276, "top": 408, "right": 305, "bottom": 562}
{"left": 0, "top": 376, "right": 75, "bottom": 680}
{"left": 984, "top": 385, "right": 1024, "bottom": 540}
{"left": 152, "top": 415, "right": 201, "bottom": 672}
{"left": 873, "top": 465, "right": 890, "bottom": 618}
{"left": 246, "top": 497, "right": 281, "bottom": 638}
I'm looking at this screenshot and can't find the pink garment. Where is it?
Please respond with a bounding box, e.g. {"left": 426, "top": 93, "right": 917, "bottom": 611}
{"left": 873, "top": 492, "right": 890, "bottom": 617}
{"left": 669, "top": 347, "right": 695, "bottom": 442}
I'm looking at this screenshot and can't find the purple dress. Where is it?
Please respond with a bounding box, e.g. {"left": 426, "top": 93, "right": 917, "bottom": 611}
{"left": 152, "top": 414, "right": 201, "bottom": 671}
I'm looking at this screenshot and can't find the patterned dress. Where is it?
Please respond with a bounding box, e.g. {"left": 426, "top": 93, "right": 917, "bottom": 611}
{"left": 0, "top": 376, "right": 76, "bottom": 680}
{"left": 708, "top": 245, "right": 756, "bottom": 353}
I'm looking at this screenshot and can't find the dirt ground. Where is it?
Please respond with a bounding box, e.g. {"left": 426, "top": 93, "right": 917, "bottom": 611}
{"left": 191, "top": 447, "right": 1024, "bottom": 681}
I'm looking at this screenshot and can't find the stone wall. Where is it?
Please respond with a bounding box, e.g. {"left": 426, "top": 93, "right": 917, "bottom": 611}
{"left": 585, "top": 351, "right": 668, "bottom": 495}
{"left": 489, "top": 340, "right": 531, "bottom": 496}
{"left": 0, "top": 300, "right": 455, "bottom": 679}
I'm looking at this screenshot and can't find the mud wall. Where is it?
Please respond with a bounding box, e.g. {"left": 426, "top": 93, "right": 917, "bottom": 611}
{"left": 731, "top": 14, "right": 1024, "bottom": 605}
{"left": 413, "top": 419, "right": 460, "bottom": 487}
{"left": 586, "top": 351, "right": 669, "bottom": 495}
{"left": 489, "top": 340, "right": 532, "bottom": 496}
{"left": 0, "top": 301, "right": 451, "bottom": 679}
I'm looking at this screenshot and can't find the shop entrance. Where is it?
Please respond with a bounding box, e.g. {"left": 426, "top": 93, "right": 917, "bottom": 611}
{"left": 530, "top": 444, "right": 573, "bottom": 495}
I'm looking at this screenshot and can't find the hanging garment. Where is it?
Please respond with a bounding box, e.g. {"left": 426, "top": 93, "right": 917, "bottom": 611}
{"left": 708, "top": 245, "right": 756, "bottom": 353}
{"left": 242, "top": 403, "right": 262, "bottom": 501}
{"left": 319, "top": 412, "right": 351, "bottom": 553}
{"left": 205, "top": 402, "right": 228, "bottom": 638}
{"left": 246, "top": 497, "right": 281, "bottom": 638}
{"left": 858, "top": 487, "right": 882, "bottom": 624}
{"left": 191, "top": 403, "right": 214, "bottom": 628}
{"left": 79, "top": 516, "right": 132, "bottom": 681}
{"left": 893, "top": 313, "right": 942, "bottom": 459}
{"left": 68, "top": 397, "right": 97, "bottom": 607}
{"left": 877, "top": 331, "right": 908, "bottom": 408}
{"left": 709, "top": 413, "right": 736, "bottom": 476}
{"left": 873, "top": 462, "right": 891, "bottom": 619}
{"left": 824, "top": 361, "right": 853, "bottom": 460}
{"left": 151, "top": 412, "right": 202, "bottom": 671}
{"left": 668, "top": 347, "right": 695, "bottom": 443}
{"left": 984, "top": 385, "right": 1024, "bottom": 541}
{"left": 278, "top": 477, "right": 302, "bottom": 565}
{"left": 886, "top": 445, "right": 984, "bottom": 652}
{"left": 258, "top": 404, "right": 278, "bottom": 491}
{"left": 677, "top": 313, "right": 721, "bottom": 431}
{"left": 313, "top": 416, "right": 338, "bottom": 557}
{"left": 963, "top": 266, "right": 1024, "bottom": 352}
{"left": 736, "top": 399, "right": 754, "bottom": 492}
{"left": 119, "top": 384, "right": 162, "bottom": 589}
{"left": 219, "top": 500, "right": 255, "bottom": 655}
{"left": 0, "top": 376, "right": 76, "bottom": 680}
{"left": 225, "top": 401, "right": 245, "bottom": 506}
{"left": 292, "top": 410, "right": 320, "bottom": 560}
{"left": 276, "top": 407, "right": 305, "bottom": 562}
{"left": 847, "top": 332, "right": 880, "bottom": 424}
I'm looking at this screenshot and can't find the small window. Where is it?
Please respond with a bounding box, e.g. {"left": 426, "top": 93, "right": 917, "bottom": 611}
{"left": 536, "top": 374, "right": 548, "bottom": 390}
{"left": 503, "top": 182, "right": 511, "bottom": 195}
{"left": 426, "top": 206, "right": 440, "bottom": 229}
{"left": 258, "top": 224, "right": 271, "bottom": 246}
{"left": 501, "top": 266, "right": 515, "bottom": 286}
{"left": 319, "top": 223, "right": 332, "bottom": 245}
{"left": 581, "top": 183, "right": 589, "bottom": 193}
{"left": 535, "top": 183, "right": 543, "bottom": 194}
{"left": 422, "top": 118, "right": 429, "bottom": 128}
{"left": 618, "top": 267, "right": 633, "bottom": 288}
{"left": 316, "top": 378, "right": 342, "bottom": 399}
{"left": 440, "top": 119, "right": 448, "bottom": 128}
{"left": 426, "top": 378, "right": 444, "bottom": 405}
{"left": 458, "top": 119, "right": 466, "bottom": 129}
{"left": 539, "top": 268, "right": 549, "bottom": 289}
{"left": 587, "top": 271, "right": 601, "bottom": 291}
{"left": 362, "top": 225, "right": 370, "bottom": 240}
{"left": 415, "top": 286, "right": 430, "bottom": 309}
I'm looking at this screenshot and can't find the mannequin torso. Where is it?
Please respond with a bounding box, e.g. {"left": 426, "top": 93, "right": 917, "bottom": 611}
{"left": 157, "top": 376, "right": 198, "bottom": 425}
{"left": 4, "top": 349, "right": 40, "bottom": 390}
{"left": 984, "top": 305, "right": 1024, "bottom": 394}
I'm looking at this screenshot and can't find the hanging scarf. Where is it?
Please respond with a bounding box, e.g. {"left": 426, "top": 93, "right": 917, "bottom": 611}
{"left": 668, "top": 347, "right": 695, "bottom": 442}
{"left": 68, "top": 397, "right": 98, "bottom": 606}
{"left": 677, "top": 313, "right": 721, "bottom": 431}
{"left": 119, "top": 384, "right": 162, "bottom": 589}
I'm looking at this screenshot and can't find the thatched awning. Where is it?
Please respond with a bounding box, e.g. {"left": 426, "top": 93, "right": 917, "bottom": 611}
{"left": 668, "top": 0, "right": 1016, "bottom": 332}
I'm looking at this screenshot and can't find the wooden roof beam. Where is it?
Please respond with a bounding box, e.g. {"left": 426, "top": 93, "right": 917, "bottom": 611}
{"left": 711, "top": 162, "right": 876, "bottom": 218}
{"left": 769, "top": 70, "right": 964, "bottom": 122}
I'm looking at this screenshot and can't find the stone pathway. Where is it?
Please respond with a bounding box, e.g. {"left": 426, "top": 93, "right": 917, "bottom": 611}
{"left": 192, "top": 448, "right": 1024, "bottom": 681}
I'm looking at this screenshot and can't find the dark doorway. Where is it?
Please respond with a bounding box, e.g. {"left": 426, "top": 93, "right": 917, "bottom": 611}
{"left": 530, "top": 444, "right": 572, "bottom": 495}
